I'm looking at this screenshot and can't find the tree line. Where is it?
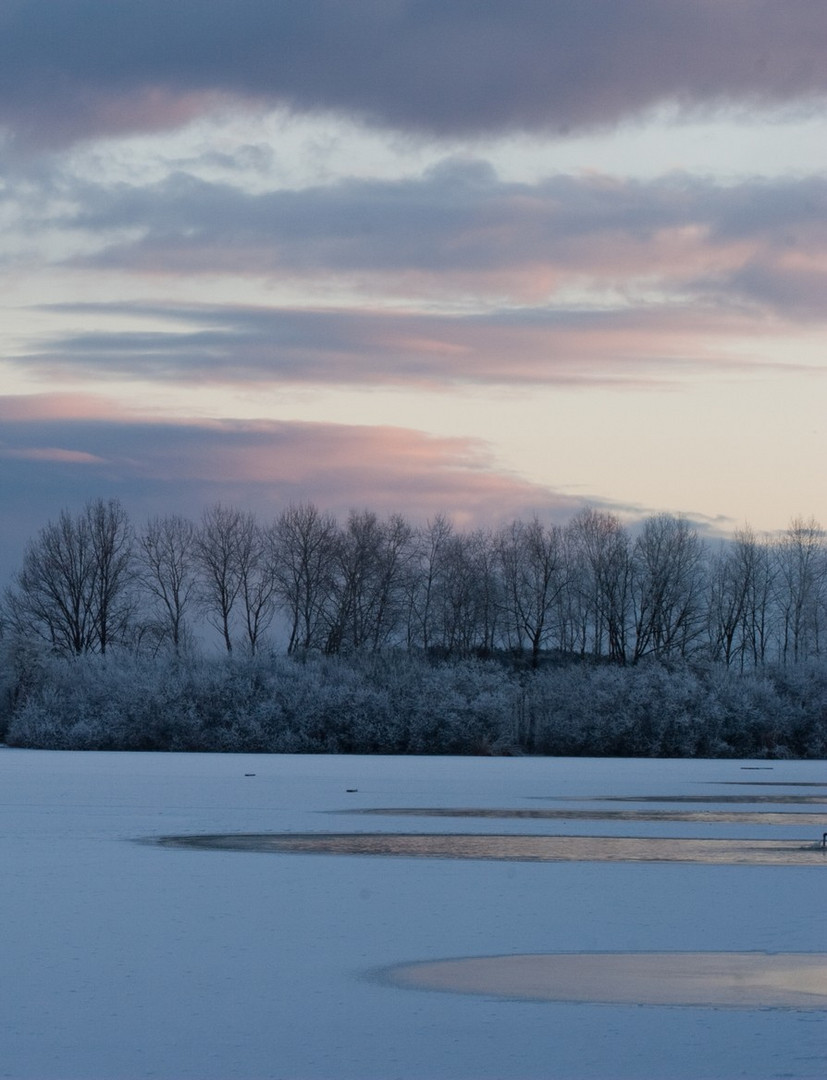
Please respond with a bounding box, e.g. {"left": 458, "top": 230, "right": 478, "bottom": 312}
{"left": 3, "top": 497, "right": 826, "bottom": 670}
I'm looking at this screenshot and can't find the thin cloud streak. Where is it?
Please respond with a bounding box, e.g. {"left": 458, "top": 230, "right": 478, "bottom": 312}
{"left": 14, "top": 300, "right": 817, "bottom": 389}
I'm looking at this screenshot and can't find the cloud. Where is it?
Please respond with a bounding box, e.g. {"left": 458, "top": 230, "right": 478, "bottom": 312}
{"left": 0, "top": 392, "right": 133, "bottom": 421}
{"left": 6, "top": 165, "right": 824, "bottom": 392}
{"left": 1, "top": 2, "right": 826, "bottom": 146}
{"left": 18, "top": 299, "right": 796, "bottom": 389}
{"left": 1, "top": 447, "right": 106, "bottom": 464}
{"left": 22, "top": 165, "right": 821, "bottom": 320}
{"left": 0, "top": 395, "right": 588, "bottom": 578}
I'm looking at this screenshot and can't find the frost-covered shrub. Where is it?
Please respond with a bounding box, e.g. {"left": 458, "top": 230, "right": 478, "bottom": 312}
{"left": 0, "top": 634, "right": 52, "bottom": 742}
{"left": 359, "top": 656, "right": 518, "bottom": 754}
{"left": 523, "top": 657, "right": 827, "bottom": 759}
{"left": 5, "top": 646, "right": 827, "bottom": 757}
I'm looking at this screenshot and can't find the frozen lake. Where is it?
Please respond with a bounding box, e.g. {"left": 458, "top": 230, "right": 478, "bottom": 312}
{"left": 1, "top": 748, "right": 825, "bottom": 1079}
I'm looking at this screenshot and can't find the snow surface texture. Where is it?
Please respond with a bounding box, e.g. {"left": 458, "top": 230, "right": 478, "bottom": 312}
{"left": 1, "top": 749, "right": 825, "bottom": 1080}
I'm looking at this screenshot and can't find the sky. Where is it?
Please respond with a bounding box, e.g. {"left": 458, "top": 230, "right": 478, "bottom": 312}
{"left": 2, "top": 1, "right": 827, "bottom": 574}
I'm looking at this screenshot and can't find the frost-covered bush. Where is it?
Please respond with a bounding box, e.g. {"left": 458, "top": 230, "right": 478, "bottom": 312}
{"left": 0, "top": 634, "right": 51, "bottom": 742}
{"left": 524, "top": 658, "right": 827, "bottom": 758}
{"left": 378, "top": 657, "right": 519, "bottom": 754}
{"left": 523, "top": 662, "right": 690, "bottom": 756}
{"left": 6, "top": 652, "right": 206, "bottom": 750}
{"left": 716, "top": 662, "right": 827, "bottom": 758}
{"left": 5, "top": 650, "right": 519, "bottom": 754}
{"left": 5, "top": 647, "right": 827, "bottom": 757}
{"left": 264, "top": 654, "right": 518, "bottom": 754}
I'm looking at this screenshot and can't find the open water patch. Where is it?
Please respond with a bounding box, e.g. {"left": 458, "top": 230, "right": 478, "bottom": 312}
{"left": 717, "top": 781, "right": 827, "bottom": 787}
{"left": 533, "top": 794, "right": 827, "bottom": 804}
{"left": 347, "top": 807, "right": 827, "bottom": 825}
{"left": 382, "top": 952, "right": 827, "bottom": 1009}
{"left": 155, "top": 832, "right": 827, "bottom": 864}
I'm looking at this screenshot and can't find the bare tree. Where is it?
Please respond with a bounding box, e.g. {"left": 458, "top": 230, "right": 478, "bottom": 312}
{"left": 632, "top": 514, "right": 707, "bottom": 662}
{"left": 324, "top": 510, "right": 415, "bottom": 653}
{"left": 270, "top": 503, "right": 338, "bottom": 654}
{"left": 195, "top": 504, "right": 245, "bottom": 653}
{"left": 742, "top": 531, "right": 776, "bottom": 667}
{"left": 469, "top": 528, "right": 502, "bottom": 656}
{"left": 708, "top": 539, "right": 748, "bottom": 668}
{"left": 498, "top": 517, "right": 566, "bottom": 667}
{"left": 236, "top": 512, "right": 277, "bottom": 654}
{"left": 367, "top": 513, "right": 416, "bottom": 652}
{"left": 5, "top": 499, "right": 134, "bottom": 656}
{"left": 429, "top": 528, "right": 499, "bottom": 658}
{"left": 137, "top": 514, "right": 198, "bottom": 654}
{"left": 407, "top": 515, "right": 453, "bottom": 652}
{"left": 774, "top": 517, "right": 826, "bottom": 664}
{"left": 324, "top": 510, "right": 376, "bottom": 654}
{"left": 707, "top": 526, "right": 776, "bottom": 669}
{"left": 86, "top": 498, "right": 134, "bottom": 655}
{"left": 6, "top": 509, "right": 97, "bottom": 655}
{"left": 566, "top": 509, "right": 632, "bottom": 663}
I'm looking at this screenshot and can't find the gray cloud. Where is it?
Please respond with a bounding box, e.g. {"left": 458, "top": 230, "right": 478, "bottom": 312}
{"left": 19, "top": 299, "right": 774, "bottom": 388}
{"left": 68, "top": 161, "right": 696, "bottom": 269}
{"left": 38, "top": 166, "right": 822, "bottom": 320}
{"left": 1, "top": 2, "right": 825, "bottom": 146}
{"left": 9, "top": 166, "right": 825, "bottom": 394}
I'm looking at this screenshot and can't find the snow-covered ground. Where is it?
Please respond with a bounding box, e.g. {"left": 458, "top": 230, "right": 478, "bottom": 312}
{"left": 1, "top": 748, "right": 825, "bottom": 1080}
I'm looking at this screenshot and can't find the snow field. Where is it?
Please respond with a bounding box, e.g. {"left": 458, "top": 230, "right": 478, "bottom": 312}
{"left": 1, "top": 749, "right": 825, "bottom": 1079}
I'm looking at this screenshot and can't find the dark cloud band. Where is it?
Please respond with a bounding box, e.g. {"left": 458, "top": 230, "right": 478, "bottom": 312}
{"left": 1, "top": 1, "right": 825, "bottom": 144}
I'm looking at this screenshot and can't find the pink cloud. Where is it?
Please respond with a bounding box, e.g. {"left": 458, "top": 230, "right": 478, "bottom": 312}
{"left": 121, "top": 418, "right": 579, "bottom": 525}
{"left": 5, "top": 86, "right": 232, "bottom": 151}
{"left": 66, "top": 169, "right": 827, "bottom": 326}
{"left": 24, "top": 298, "right": 812, "bottom": 394}
{"left": 0, "top": 402, "right": 587, "bottom": 537}
{"left": 1, "top": 447, "right": 106, "bottom": 464}
{"left": 90, "top": 88, "right": 230, "bottom": 140}
{"left": 0, "top": 393, "right": 131, "bottom": 422}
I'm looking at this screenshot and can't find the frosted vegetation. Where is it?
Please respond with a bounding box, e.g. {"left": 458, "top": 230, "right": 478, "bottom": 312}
{"left": 2, "top": 499, "right": 827, "bottom": 757}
